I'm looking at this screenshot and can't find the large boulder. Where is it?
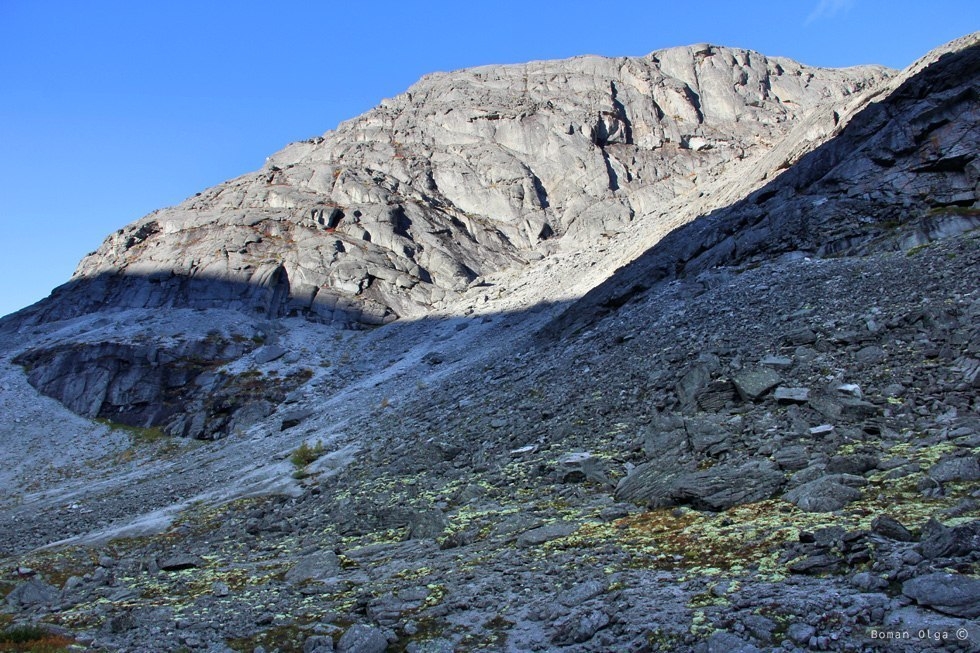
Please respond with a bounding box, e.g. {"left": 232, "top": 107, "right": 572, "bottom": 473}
{"left": 616, "top": 459, "right": 785, "bottom": 510}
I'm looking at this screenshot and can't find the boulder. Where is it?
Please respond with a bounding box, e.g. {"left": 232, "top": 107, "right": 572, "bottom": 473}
{"left": 616, "top": 460, "right": 785, "bottom": 510}
{"left": 928, "top": 456, "right": 980, "bottom": 483}
{"left": 870, "top": 515, "right": 914, "bottom": 541}
{"left": 902, "top": 572, "right": 980, "bottom": 618}
{"left": 783, "top": 474, "right": 867, "bottom": 512}
{"left": 732, "top": 367, "right": 781, "bottom": 401}
{"left": 336, "top": 624, "right": 389, "bottom": 653}
{"left": 5, "top": 579, "right": 59, "bottom": 610}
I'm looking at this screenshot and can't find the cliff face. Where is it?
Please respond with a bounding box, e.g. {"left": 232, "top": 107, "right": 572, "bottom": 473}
{"left": 51, "top": 45, "right": 889, "bottom": 327}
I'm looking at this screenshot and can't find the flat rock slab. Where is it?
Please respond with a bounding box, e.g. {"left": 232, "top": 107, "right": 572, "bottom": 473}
{"left": 517, "top": 522, "right": 579, "bottom": 547}
{"left": 774, "top": 386, "right": 810, "bottom": 404}
{"left": 761, "top": 355, "right": 793, "bottom": 368}
{"left": 254, "top": 345, "right": 287, "bottom": 364}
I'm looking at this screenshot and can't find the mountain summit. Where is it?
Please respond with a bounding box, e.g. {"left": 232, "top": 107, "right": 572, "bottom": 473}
{"left": 0, "top": 34, "right": 978, "bottom": 652}
{"left": 45, "top": 44, "right": 887, "bottom": 326}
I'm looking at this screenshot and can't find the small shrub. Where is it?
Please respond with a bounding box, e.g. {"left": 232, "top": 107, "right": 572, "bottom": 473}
{"left": 290, "top": 441, "right": 326, "bottom": 470}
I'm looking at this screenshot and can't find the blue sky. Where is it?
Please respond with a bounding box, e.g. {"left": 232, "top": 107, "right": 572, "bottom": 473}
{"left": 1, "top": 1, "right": 977, "bottom": 318}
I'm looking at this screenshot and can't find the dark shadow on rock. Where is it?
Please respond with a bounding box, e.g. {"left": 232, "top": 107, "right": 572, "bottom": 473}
{"left": 0, "top": 268, "right": 573, "bottom": 441}
{"left": 2, "top": 264, "right": 395, "bottom": 331}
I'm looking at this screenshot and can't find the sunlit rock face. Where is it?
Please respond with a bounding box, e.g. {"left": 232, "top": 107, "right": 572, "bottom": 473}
{"left": 63, "top": 44, "right": 890, "bottom": 327}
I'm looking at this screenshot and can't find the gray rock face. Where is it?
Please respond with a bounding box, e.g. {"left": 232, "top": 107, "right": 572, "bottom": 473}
{"left": 0, "top": 34, "right": 978, "bottom": 653}
{"left": 18, "top": 46, "right": 888, "bottom": 330}
{"left": 13, "top": 337, "right": 249, "bottom": 429}
{"left": 12, "top": 329, "right": 307, "bottom": 439}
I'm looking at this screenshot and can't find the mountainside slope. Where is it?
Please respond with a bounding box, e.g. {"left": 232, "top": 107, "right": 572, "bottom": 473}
{"left": 0, "top": 34, "right": 979, "bottom": 653}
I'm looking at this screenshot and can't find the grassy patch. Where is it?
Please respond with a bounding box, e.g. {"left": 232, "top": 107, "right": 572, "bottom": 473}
{"left": 227, "top": 624, "right": 307, "bottom": 653}
{"left": 0, "top": 625, "right": 77, "bottom": 652}
{"left": 96, "top": 419, "right": 168, "bottom": 443}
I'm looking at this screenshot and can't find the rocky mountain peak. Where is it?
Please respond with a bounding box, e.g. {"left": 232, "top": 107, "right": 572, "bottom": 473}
{"left": 51, "top": 44, "right": 890, "bottom": 328}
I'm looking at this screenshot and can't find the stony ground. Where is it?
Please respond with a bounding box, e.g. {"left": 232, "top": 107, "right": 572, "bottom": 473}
{"left": 2, "top": 228, "right": 978, "bottom": 652}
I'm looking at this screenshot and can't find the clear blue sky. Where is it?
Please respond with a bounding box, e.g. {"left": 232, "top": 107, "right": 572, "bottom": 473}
{"left": 1, "top": 1, "right": 977, "bottom": 318}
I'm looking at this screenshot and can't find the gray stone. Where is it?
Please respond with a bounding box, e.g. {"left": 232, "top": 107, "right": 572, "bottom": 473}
{"left": 839, "top": 398, "right": 879, "bottom": 419}
{"left": 786, "top": 622, "right": 816, "bottom": 645}
{"left": 280, "top": 408, "right": 314, "bottom": 431}
{"left": 517, "top": 522, "right": 579, "bottom": 547}
{"left": 552, "top": 609, "right": 610, "bottom": 645}
{"left": 773, "top": 445, "right": 809, "bottom": 471}
{"left": 928, "top": 456, "right": 980, "bottom": 483}
{"left": 902, "top": 572, "right": 980, "bottom": 618}
{"left": 285, "top": 551, "right": 341, "bottom": 584}
{"left": 919, "top": 519, "right": 980, "bottom": 559}
{"left": 706, "top": 631, "right": 760, "bottom": 653}
{"left": 733, "top": 367, "right": 781, "bottom": 401}
{"left": 304, "top": 635, "right": 335, "bottom": 653}
{"left": 254, "top": 345, "right": 287, "bottom": 364}
{"left": 761, "top": 355, "right": 793, "bottom": 368}
{"left": 870, "top": 515, "right": 914, "bottom": 541}
{"left": 836, "top": 383, "right": 863, "bottom": 398}
{"left": 158, "top": 555, "right": 201, "bottom": 571}
{"left": 407, "top": 509, "right": 448, "bottom": 540}
{"left": 5, "top": 579, "right": 59, "bottom": 609}
{"left": 850, "top": 571, "right": 889, "bottom": 591}
{"left": 616, "top": 459, "right": 785, "bottom": 510}
{"left": 855, "top": 345, "right": 886, "bottom": 365}
{"left": 783, "top": 474, "right": 866, "bottom": 512}
{"left": 336, "top": 624, "right": 388, "bottom": 653}
{"left": 826, "top": 453, "right": 878, "bottom": 475}
{"left": 556, "top": 452, "right": 610, "bottom": 485}
{"left": 773, "top": 386, "right": 810, "bottom": 404}
{"left": 557, "top": 580, "right": 606, "bottom": 607}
